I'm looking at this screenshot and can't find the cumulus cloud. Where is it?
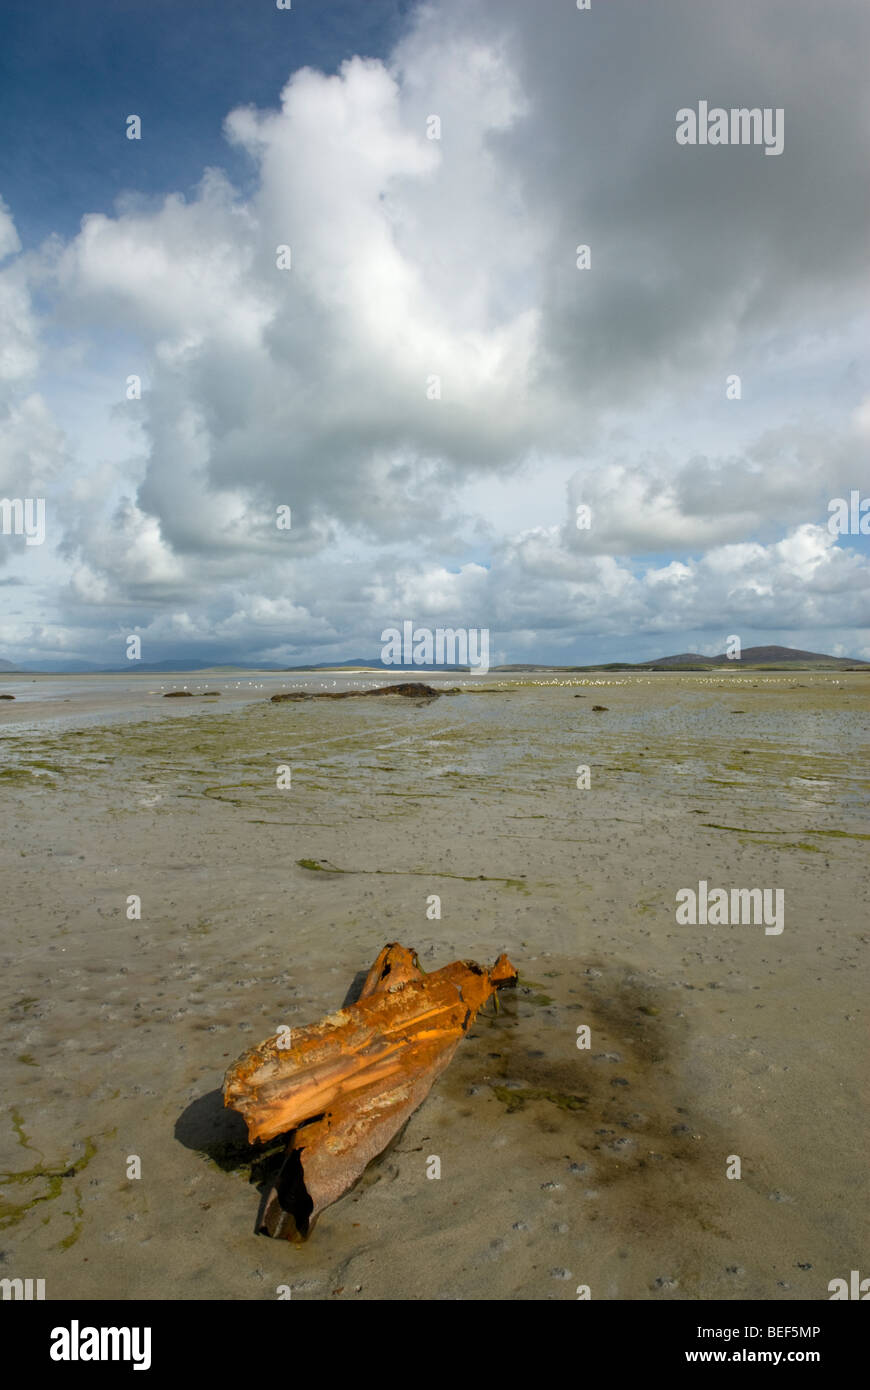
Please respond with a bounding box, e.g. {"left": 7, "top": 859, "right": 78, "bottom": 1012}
{"left": 1, "top": 0, "right": 869, "bottom": 664}
{"left": 0, "top": 200, "right": 40, "bottom": 387}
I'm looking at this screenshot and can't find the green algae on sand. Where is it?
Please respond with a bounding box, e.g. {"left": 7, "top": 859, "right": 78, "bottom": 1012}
{"left": 491, "top": 1083, "right": 587, "bottom": 1114}
{"left": 296, "top": 857, "right": 529, "bottom": 889}
{"left": 0, "top": 1110, "right": 102, "bottom": 1244}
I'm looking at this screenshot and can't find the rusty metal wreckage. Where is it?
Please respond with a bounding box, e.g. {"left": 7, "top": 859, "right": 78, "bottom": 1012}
{"left": 223, "top": 944, "right": 518, "bottom": 1240}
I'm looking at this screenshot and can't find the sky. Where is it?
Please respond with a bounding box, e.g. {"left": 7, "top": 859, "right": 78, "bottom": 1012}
{"left": 0, "top": 0, "right": 868, "bottom": 670}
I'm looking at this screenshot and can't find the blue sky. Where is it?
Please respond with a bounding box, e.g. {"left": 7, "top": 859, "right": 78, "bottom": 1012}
{"left": 0, "top": 0, "right": 408, "bottom": 245}
{"left": 0, "top": 0, "right": 868, "bottom": 669}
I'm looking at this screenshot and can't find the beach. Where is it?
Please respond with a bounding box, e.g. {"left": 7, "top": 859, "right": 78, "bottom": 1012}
{"left": 1, "top": 671, "right": 868, "bottom": 1300}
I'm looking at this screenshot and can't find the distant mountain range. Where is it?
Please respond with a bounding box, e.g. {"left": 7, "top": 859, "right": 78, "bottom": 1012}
{"left": 0, "top": 659, "right": 285, "bottom": 674}
{"left": 638, "top": 645, "right": 869, "bottom": 669}
{"left": 279, "top": 646, "right": 870, "bottom": 671}
{"left": 281, "top": 657, "right": 470, "bottom": 671}
{"left": 497, "top": 646, "right": 868, "bottom": 671}
{"left": 1, "top": 645, "right": 867, "bottom": 674}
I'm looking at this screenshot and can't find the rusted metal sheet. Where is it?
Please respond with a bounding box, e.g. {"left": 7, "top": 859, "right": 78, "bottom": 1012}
{"left": 223, "top": 944, "right": 517, "bottom": 1239}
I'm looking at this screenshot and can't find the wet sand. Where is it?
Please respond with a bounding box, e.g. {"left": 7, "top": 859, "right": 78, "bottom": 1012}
{"left": 1, "top": 672, "right": 868, "bottom": 1299}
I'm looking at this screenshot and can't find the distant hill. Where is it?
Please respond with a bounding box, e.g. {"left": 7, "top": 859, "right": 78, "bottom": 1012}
{"left": 89, "top": 660, "right": 283, "bottom": 674}
{"left": 496, "top": 645, "right": 869, "bottom": 672}
{"left": 281, "top": 657, "right": 471, "bottom": 671}
{"left": 12, "top": 660, "right": 285, "bottom": 674}
{"left": 5, "top": 644, "right": 867, "bottom": 676}
{"left": 282, "top": 657, "right": 388, "bottom": 671}
{"left": 643, "top": 645, "right": 869, "bottom": 669}
{"left": 639, "top": 652, "right": 712, "bottom": 668}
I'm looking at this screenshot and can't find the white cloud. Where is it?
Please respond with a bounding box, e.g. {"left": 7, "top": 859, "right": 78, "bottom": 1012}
{"left": 0, "top": 203, "right": 39, "bottom": 382}
{"left": 2, "top": 0, "right": 870, "bottom": 665}
{"left": 0, "top": 197, "right": 21, "bottom": 263}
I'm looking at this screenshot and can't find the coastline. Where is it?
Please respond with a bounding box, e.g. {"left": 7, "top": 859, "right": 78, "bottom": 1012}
{"left": 1, "top": 673, "right": 867, "bottom": 1298}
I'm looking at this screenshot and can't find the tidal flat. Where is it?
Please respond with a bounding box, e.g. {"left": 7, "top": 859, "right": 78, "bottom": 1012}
{"left": 1, "top": 671, "right": 868, "bottom": 1299}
